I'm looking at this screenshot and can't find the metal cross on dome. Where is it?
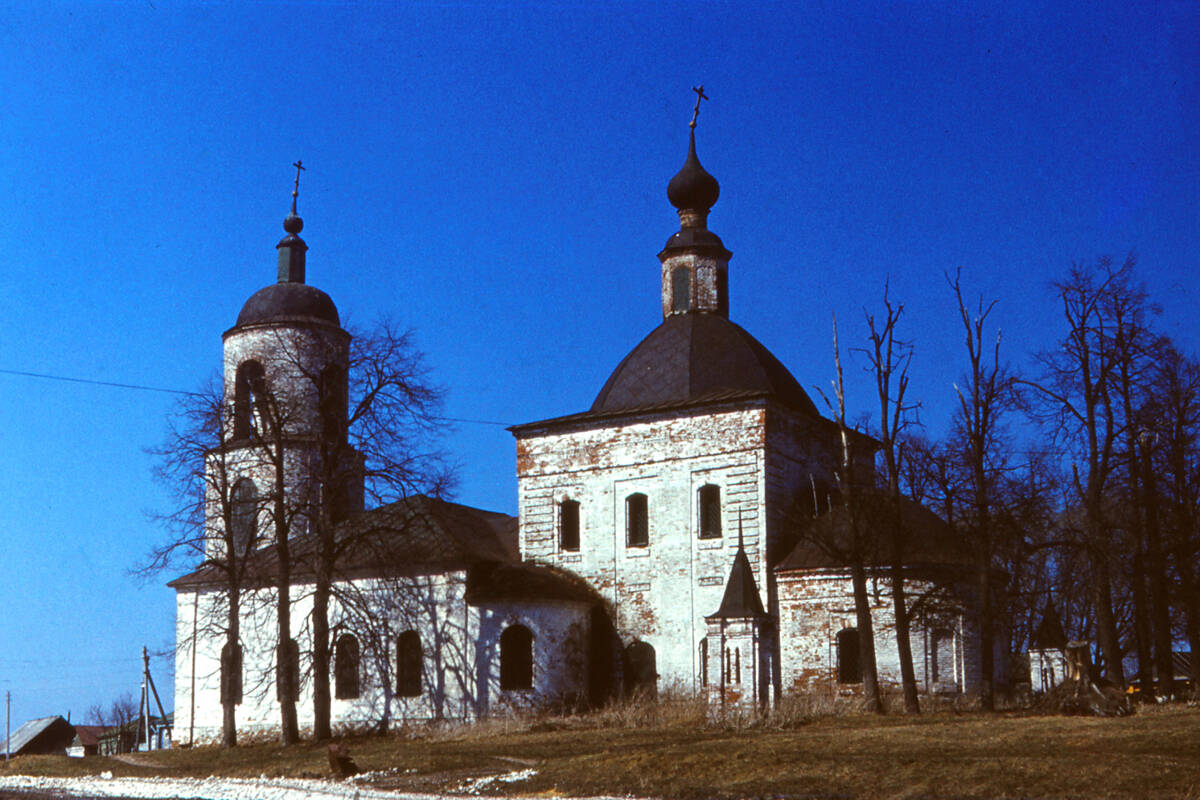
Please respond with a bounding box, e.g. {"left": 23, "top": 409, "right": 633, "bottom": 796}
{"left": 291, "top": 160, "right": 305, "bottom": 214}
{"left": 689, "top": 85, "right": 708, "bottom": 129}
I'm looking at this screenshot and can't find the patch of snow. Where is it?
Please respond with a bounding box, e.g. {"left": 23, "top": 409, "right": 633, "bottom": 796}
{"left": 0, "top": 774, "right": 427, "bottom": 800}
{"left": 452, "top": 768, "right": 537, "bottom": 795}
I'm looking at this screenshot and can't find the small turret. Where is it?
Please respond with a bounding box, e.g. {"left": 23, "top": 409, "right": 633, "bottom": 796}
{"left": 659, "top": 86, "right": 731, "bottom": 319}
{"left": 277, "top": 160, "right": 308, "bottom": 283}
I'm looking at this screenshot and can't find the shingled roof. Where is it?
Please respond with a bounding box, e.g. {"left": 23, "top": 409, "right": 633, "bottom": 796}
{"left": 775, "top": 493, "right": 969, "bottom": 573}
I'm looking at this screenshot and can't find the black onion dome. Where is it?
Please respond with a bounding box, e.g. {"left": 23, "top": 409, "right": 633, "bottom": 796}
{"left": 236, "top": 282, "right": 340, "bottom": 327}
{"left": 592, "top": 314, "right": 818, "bottom": 415}
{"left": 667, "top": 130, "right": 720, "bottom": 212}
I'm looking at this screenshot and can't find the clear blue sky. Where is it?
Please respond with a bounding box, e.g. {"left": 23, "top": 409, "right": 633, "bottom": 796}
{"left": 0, "top": 1, "right": 1195, "bottom": 724}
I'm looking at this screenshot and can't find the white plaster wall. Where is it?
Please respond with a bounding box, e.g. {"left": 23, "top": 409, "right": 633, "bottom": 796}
{"left": 1029, "top": 648, "right": 1069, "bottom": 693}
{"left": 776, "top": 571, "right": 981, "bottom": 695}
{"left": 174, "top": 574, "right": 591, "bottom": 744}
{"left": 516, "top": 407, "right": 770, "bottom": 694}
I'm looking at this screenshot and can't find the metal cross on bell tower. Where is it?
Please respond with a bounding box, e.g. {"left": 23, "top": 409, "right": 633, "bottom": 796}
{"left": 290, "top": 160, "right": 305, "bottom": 215}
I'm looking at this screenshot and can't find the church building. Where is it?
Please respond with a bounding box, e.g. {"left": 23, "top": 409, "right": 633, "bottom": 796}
{"left": 172, "top": 107, "right": 983, "bottom": 743}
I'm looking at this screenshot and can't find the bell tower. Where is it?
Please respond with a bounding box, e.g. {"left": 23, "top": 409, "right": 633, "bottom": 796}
{"left": 207, "top": 163, "right": 358, "bottom": 557}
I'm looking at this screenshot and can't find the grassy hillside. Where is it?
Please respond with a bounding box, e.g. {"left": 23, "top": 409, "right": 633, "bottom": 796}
{"left": 2, "top": 702, "right": 1197, "bottom": 799}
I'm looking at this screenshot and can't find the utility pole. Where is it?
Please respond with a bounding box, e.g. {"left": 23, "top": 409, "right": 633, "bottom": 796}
{"left": 142, "top": 646, "right": 171, "bottom": 750}
{"left": 5, "top": 690, "right": 10, "bottom": 761}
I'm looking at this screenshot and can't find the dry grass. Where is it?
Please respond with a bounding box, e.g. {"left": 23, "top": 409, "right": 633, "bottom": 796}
{"left": 2, "top": 701, "right": 1199, "bottom": 798}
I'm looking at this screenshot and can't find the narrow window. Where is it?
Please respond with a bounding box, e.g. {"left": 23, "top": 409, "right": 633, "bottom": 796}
{"left": 500, "top": 625, "right": 534, "bottom": 690}
{"left": 334, "top": 633, "right": 360, "bottom": 699}
{"left": 319, "top": 364, "right": 348, "bottom": 444}
{"left": 276, "top": 638, "right": 300, "bottom": 703}
{"left": 626, "top": 493, "right": 648, "bottom": 548}
{"left": 560, "top": 499, "right": 580, "bottom": 552}
{"left": 230, "top": 478, "right": 257, "bottom": 556}
{"left": 734, "top": 647, "right": 741, "bottom": 684}
{"left": 837, "top": 628, "right": 862, "bottom": 684}
{"left": 671, "top": 267, "right": 691, "bottom": 313}
{"left": 698, "top": 484, "right": 721, "bottom": 539}
{"left": 220, "top": 642, "right": 243, "bottom": 706}
{"left": 232, "top": 360, "right": 266, "bottom": 440}
{"left": 396, "top": 630, "right": 422, "bottom": 697}
{"left": 699, "top": 638, "right": 708, "bottom": 687}
{"left": 931, "top": 628, "right": 954, "bottom": 685}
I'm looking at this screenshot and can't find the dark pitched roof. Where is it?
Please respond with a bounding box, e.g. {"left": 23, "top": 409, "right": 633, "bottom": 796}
{"left": 510, "top": 315, "right": 825, "bottom": 434}
{"left": 71, "top": 725, "right": 104, "bottom": 747}
{"left": 1031, "top": 602, "right": 1068, "bottom": 649}
{"left": 775, "top": 493, "right": 969, "bottom": 573}
{"left": 465, "top": 561, "right": 601, "bottom": 606}
{"left": 591, "top": 314, "right": 818, "bottom": 417}
{"left": 708, "top": 543, "right": 767, "bottom": 619}
{"left": 170, "top": 495, "right": 517, "bottom": 589}
{"left": 1, "top": 716, "right": 73, "bottom": 756}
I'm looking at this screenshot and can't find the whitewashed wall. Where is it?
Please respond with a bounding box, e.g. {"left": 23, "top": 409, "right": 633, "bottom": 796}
{"left": 173, "top": 574, "right": 591, "bottom": 744}
{"left": 516, "top": 406, "right": 770, "bottom": 694}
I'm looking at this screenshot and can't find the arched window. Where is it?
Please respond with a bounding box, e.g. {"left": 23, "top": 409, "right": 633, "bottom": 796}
{"left": 277, "top": 638, "right": 300, "bottom": 702}
{"left": 230, "top": 478, "right": 257, "bottom": 555}
{"left": 396, "top": 630, "right": 422, "bottom": 697}
{"left": 698, "top": 484, "right": 721, "bottom": 539}
{"left": 500, "top": 625, "right": 534, "bottom": 690}
{"left": 699, "top": 638, "right": 708, "bottom": 687}
{"left": 671, "top": 267, "right": 691, "bottom": 313}
{"left": 559, "top": 499, "right": 580, "bottom": 551}
{"left": 837, "top": 628, "right": 862, "bottom": 684}
{"left": 624, "top": 640, "right": 657, "bottom": 697}
{"left": 220, "top": 642, "right": 242, "bottom": 705}
{"left": 334, "top": 633, "right": 360, "bottom": 699}
{"left": 232, "top": 360, "right": 266, "bottom": 440}
{"left": 626, "top": 493, "right": 648, "bottom": 548}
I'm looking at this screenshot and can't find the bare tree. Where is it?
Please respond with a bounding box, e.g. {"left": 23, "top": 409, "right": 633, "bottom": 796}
{"left": 814, "top": 314, "right": 884, "bottom": 713}
{"left": 949, "top": 269, "right": 1013, "bottom": 710}
{"left": 861, "top": 287, "right": 921, "bottom": 713}
{"left": 1150, "top": 345, "right": 1200, "bottom": 696}
{"left": 293, "top": 321, "right": 450, "bottom": 740}
{"left": 1025, "top": 255, "right": 1138, "bottom": 685}
{"left": 146, "top": 380, "right": 262, "bottom": 747}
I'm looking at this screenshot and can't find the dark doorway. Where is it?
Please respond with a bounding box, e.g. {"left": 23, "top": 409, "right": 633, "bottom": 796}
{"left": 588, "top": 606, "right": 619, "bottom": 707}
{"left": 624, "top": 640, "right": 657, "bottom": 698}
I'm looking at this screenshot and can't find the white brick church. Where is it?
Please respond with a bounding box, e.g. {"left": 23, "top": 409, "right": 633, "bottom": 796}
{"left": 172, "top": 117, "right": 983, "bottom": 743}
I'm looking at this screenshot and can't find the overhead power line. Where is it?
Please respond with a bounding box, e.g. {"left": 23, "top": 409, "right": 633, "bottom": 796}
{"left": 0, "top": 368, "right": 515, "bottom": 427}
{"left": 0, "top": 368, "right": 200, "bottom": 397}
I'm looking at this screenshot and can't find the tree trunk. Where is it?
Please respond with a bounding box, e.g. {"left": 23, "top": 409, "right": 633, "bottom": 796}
{"left": 851, "top": 561, "right": 884, "bottom": 714}
{"left": 1142, "top": 467, "right": 1174, "bottom": 699}
{"left": 890, "top": 557, "right": 919, "bottom": 713}
{"left": 1090, "top": 551, "right": 1125, "bottom": 685}
{"left": 978, "top": 557, "right": 994, "bottom": 711}
{"left": 1130, "top": 550, "right": 1155, "bottom": 698}
{"left": 312, "top": 575, "right": 332, "bottom": 740}
{"left": 222, "top": 600, "right": 239, "bottom": 748}
{"left": 275, "top": 471, "right": 299, "bottom": 745}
